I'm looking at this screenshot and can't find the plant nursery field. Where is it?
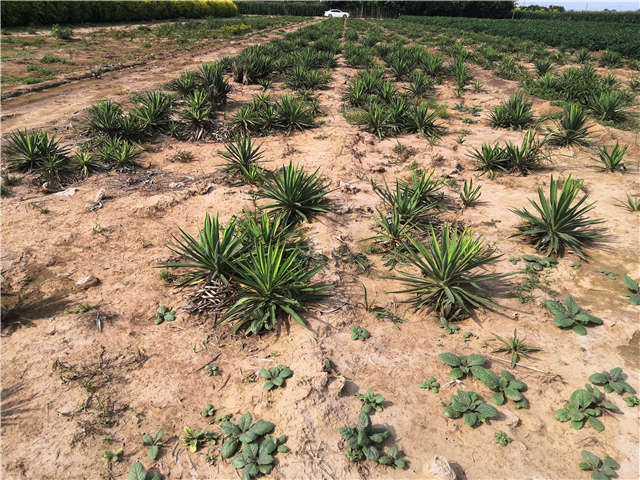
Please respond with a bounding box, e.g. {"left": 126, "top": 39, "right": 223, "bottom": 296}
{"left": 1, "top": 13, "right": 639, "bottom": 480}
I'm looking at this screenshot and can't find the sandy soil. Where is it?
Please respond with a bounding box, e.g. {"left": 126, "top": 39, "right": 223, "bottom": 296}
{"left": 1, "top": 18, "right": 639, "bottom": 480}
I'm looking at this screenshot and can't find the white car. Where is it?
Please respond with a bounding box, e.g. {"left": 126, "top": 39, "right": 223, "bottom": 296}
{"left": 324, "top": 9, "right": 350, "bottom": 18}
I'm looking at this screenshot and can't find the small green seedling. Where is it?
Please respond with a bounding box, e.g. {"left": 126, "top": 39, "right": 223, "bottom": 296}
{"left": 351, "top": 326, "right": 370, "bottom": 341}
{"left": 204, "top": 365, "right": 220, "bottom": 376}
{"left": 180, "top": 427, "right": 218, "bottom": 453}
{"left": 142, "top": 429, "right": 163, "bottom": 460}
{"left": 220, "top": 413, "right": 289, "bottom": 479}
{"left": 128, "top": 461, "right": 162, "bottom": 480}
{"left": 439, "top": 317, "right": 460, "bottom": 334}
{"left": 494, "top": 430, "right": 512, "bottom": 446}
{"left": 438, "top": 352, "right": 485, "bottom": 379}
{"left": 624, "top": 395, "right": 639, "bottom": 407}
{"left": 473, "top": 368, "right": 529, "bottom": 408}
{"left": 260, "top": 365, "right": 293, "bottom": 391}
{"left": 555, "top": 384, "right": 620, "bottom": 432}
{"left": 338, "top": 411, "right": 408, "bottom": 469}
{"left": 230, "top": 431, "right": 289, "bottom": 479}
{"left": 155, "top": 305, "right": 176, "bottom": 324}
{"left": 598, "top": 269, "right": 618, "bottom": 280}
{"left": 462, "top": 332, "right": 477, "bottom": 342}
{"left": 201, "top": 403, "right": 216, "bottom": 418}
{"left": 103, "top": 447, "right": 123, "bottom": 463}
{"left": 459, "top": 178, "right": 481, "bottom": 206}
{"left": 216, "top": 413, "right": 233, "bottom": 423}
{"left": 589, "top": 368, "right": 636, "bottom": 396}
{"left": 374, "top": 305, "right": 407, "bottom": 330}
{"left": 355, "top": 389, "right": 385, "bottom": 414}
{"left": 543, "top": 296, "right": 603, "bottom": 335}
{"left": 378, "top": 445, "right": 407, "bottom": 469}
{"left": 491, "top": 328, "right": 541, "bottom": 367}
{"left": 442, "top": 390, "right": 498, "bottom": 427}
{"left": 357, "top": 284, "right": 379, "bottom": 312}
{"left": 522, "top": 254, "right": 557, "bottom": 270}
{"left": 221, "top": 413, "right": 278, "bottom": 459}
{"left": 622, "top": 194, "right": 640, "bottom": 212}
{"left": 579, "top": 450, "right": 619, "bottom": 480}
{"left": 419, "top": 377, "right": 440, "bottom": 393}
{"left": 622, "top": 275, "right": 640, "bottom": 305}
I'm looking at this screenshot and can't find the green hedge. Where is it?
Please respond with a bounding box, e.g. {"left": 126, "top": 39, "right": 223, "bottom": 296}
{"left": 515, "top": 10, "right": 640, "bottom": 24}
{"left": 235, "top": 1, "right": 514, "bottom": 18}
{"left": 1, "top": 1, "right": 238, "bottom": 27}
{"left": 236, "top": 1, "right": 325, "bottom": 16}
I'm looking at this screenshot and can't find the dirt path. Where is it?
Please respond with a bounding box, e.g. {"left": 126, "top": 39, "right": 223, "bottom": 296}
{"left": 0, "top": 20, "right": 317, "bottom": 132}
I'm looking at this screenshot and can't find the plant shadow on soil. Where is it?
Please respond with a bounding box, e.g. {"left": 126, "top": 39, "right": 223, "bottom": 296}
{"left": 2, "top": 293, "right": 71, "bottom": 334}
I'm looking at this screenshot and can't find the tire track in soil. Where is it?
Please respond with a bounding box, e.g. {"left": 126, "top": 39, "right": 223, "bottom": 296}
{"left": 1, "top": 20, "right": 320, "bottom": 132}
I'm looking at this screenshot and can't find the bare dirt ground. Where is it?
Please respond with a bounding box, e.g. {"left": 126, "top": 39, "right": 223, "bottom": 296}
{"left": 1, "top": 18, "right": 639, "bottom": 480}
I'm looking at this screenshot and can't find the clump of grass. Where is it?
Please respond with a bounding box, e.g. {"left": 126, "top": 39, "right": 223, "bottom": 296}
{"left": 88, "top": 100, "right": 125, "bottom": 137}
{"left": 468, "top": 143, "right": 508, "bottom": 178}
{"left": 100, "top": 137, "right": 140, "bottom": 168}
{"left": 405, "top": 102, "right": 446, "bottom": 139}
{"left": 588, "top": 90, "right": 628, "bottom": 123}
{"left": 471, "top": 130, "right": 547, "bottom": 177}
{"left": 51, "top": 24, "right": 72, "bottom": 40}
{"left": 576, "top": 49, "right": 590, "bottom": 64}
{"left": 406, "top": 72, "right": 433, "bottom": 97}
{"left": 163, "top": 213, "right": 242, "bottom": 287}
{"left": 591, "top": 142, "right": 629, "bottom": 172}
{"left": 421, "top": 51, "right": 444, "bottom": 77}
{"left": 170, "top": 70, "right": 197, "bottom": 96}
{"left": 199, "top": 61, "right": 231, "bottom": 104}
{"left": 599, "top": 50, "right": 622, "bottom": 67}
{"left": 545, "top": 104, "right": 591, "bottom": 147}
{"left": 275, "top": 95, "right": 315, "bottom": 134}
{"left": 182, "top": 90, "right": 212, "bottom": 132}
{"left": 371, "top": 178, "right": 438, "bottom": 226}
{"left": 170, "top": 151, "right": 195, "bottom": 163}
{"left": 257, "top": 161, "right": 333, "bottom": 225}
{"left": 363, "top": 101, "right": 391, "bottom": 139}
{"left": 491, "top": 328, "right": 541, "bottom": 368}
{"left": 131, "top": 90, "right": 174, "bottom": 133}
{"left": 223, "top": 242, "right": 332, "bottom": 334}
{"left": 622, "top": 193, "right": 640, "bottom": 212}
{"left": 534, "top": 59, "right": 553, "bottom": 77}
{"left": 219, "top": 133, "right": 264, "bottom": 184}
{"left": 511, "top": 175, "right": 604, "bottom": 259}
{"left": 453, "top": 56, "right": 471, "bottom": 90}
{"left": 403, "top": 169, "right": 444, "bottom": 206}
{"left": 501, "top": 130, "right": 548, "bottom": 175}
{"left": 390, "top": 224, "right": 507, "bottom": 320}
{"left": 621, "top": 194, "right": 640, "bottom": 212}
{"left": 459, "top": 178, "right": 481, "bottom": 207}
{"left": 285, "top": 66, "right": 331, "bottom": 91}
{"left": 4, "top": 129, "right": 69, "bottom": 173}
{"left": 489, "top": 92, "right": 534, "bottom": 130}
{"left": 73, "top": 151, "right": 102, "bottom": 177}
{"left": 366, "top": 208, "right": 415, "bottom": 264}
